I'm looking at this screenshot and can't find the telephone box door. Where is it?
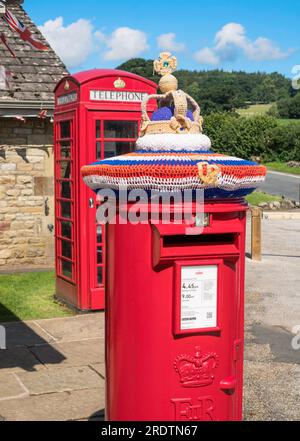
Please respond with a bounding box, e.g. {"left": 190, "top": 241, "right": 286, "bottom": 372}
{"left": 87, "top": 111, "right": 140, "bottom": 309}
{"left": 54, "top": 113, "right": 78, "bottom": 305}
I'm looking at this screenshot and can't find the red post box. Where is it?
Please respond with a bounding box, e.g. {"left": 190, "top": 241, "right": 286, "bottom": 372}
{"left": 81, "top": 53, "right": 266, "bottom": 420}
{"left": 54, "top": 70, "right": 157, "bottom": 310}
{"left": 105, "top": 201, "right": 246, "bottom": 421}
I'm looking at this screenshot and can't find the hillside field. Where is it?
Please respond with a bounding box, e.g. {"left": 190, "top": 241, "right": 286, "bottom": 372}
{"left": 236, "top": 104, "right": 273, "bottom": 116}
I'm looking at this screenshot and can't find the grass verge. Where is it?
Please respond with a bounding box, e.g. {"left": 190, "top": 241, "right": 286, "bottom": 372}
{"left": 276, "top": 119, "right": 300, "bottom": 127}
{"left": 0, "top": 271, "right": 74, "bottom": 323}
{"left": 246, "top": 191, "right": 282, "bottom": 206}
{"left": 265, "top": 162, "right": 300, "bottom": 175}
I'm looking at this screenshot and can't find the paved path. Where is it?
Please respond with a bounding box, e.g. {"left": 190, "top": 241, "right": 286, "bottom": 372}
{"left": 0, "top": 217, "right": 299, "bottom": 420}
{"left": 260, "top": 170, "right": 300, "bottom": 201}
{"left": 0, "top": 314, "right": 105, "bottom": 421}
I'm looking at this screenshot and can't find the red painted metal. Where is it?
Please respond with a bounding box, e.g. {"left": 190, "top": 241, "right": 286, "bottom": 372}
{"left": 106, "top": 200, "right": 247, "bottom": 421}
{"left": 54, "top": 70, "right": 157, "bottom": 310}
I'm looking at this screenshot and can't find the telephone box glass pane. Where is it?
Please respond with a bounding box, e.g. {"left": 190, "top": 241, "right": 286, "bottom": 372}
{"left": 97, "top": 247, "right": 103, "bottom": 264}
{"left": 96, "top": 141, "right": 101, "bottom": 159}
{"left": 61, "top": 221, "right": 72, "bottom": 240}
{"left": 61, "top": 240, "right": 72, "bottom": 259}
{"left": 61, "top": 201, "right": 71, "bottom": 219}
{"left": 97, "top": 225, "right": 102, "bottom": 243}
{"left": 61, "top": 181, "right": 71, "bottom": 199}
{"left": 60, "top": 121, "right": 70, "bottom": 139}
{"left": 104, "top": 141, "right": 135, "bottom": 158}
{"left": 104, "top": 121, "right": 138, "bottom": 139}
{"left": 97, "top": 266, "right": 103, "bottom": 284}
{"left": 62, "top": 259, "right": 72, "bottom": 279}
{"left": 96, "top": 120, "right": 101, "bottom": 138}
{"left": 60, "top": 161, "right": 71, "bottom": 179}
{"left": 60, "top": 142, "right": 71, "bottom": 159}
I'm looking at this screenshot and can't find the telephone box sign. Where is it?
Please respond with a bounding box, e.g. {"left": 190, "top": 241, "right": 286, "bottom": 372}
{"left": 181, "top": 265, "right": 218, "bottom": 330}
{"left": 57, "top": 92, "right": 78, "bottom": 106}
{"left": 90, "top": 90, "right": 148, "bottom": 103}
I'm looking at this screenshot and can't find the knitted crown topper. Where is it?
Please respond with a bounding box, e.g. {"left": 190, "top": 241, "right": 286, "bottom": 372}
{"left": 81, "top": 52, "right": 267, "bottom": 198}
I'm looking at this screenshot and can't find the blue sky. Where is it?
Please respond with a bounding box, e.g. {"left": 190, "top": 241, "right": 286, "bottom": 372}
{"left": 25, "top": 0, "right": 299, "bottom": 77}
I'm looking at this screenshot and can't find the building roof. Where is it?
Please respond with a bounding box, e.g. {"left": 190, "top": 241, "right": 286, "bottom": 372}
{"left": 0, "top": 0, "right": 68, "bottom": 115}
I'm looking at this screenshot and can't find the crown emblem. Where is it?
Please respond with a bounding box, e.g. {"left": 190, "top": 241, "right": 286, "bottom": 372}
{"left": 174, "top": 347, "right": 219, "bottom": 388}
{"left": 64, "top": 80, "right": 70, "bottom": 91}
{"left": 197, "top": 162, "right": 220, "bottom": 186}
{"left": 114, "top": 77, "right": 126, "bottom": 89}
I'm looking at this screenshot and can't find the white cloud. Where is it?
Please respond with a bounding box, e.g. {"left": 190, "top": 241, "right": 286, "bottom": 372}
{"left": 245, "top": 37, "right": 293, "bottom": 61}
{"left": 39, "top": 17, "right": 94, "bottom": 68}
{"left": 100, "top": 27, "right": 149, "bottom": 61}
{"left": 194, "top": 47, "right": 220, "bottom": 65}
{"left": 194, "top": 22, "right": 293, "bottom": 65}
{"left": 157, "top": 33, "right": 185, "bottom": 52}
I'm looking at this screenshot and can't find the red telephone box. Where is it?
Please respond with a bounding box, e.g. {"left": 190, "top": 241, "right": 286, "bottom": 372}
{"left": 54, "top": 70, "right": 157, "bottom": 310}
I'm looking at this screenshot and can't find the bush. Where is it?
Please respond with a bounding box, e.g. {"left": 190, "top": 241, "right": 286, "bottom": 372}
{"left": 277, "top": 93, "right": 300, "bottom": 119}
{"left": 264, "top": 124, "right": 300, "bottom": 161}
{"left": 203, "top": 113, "right": 300, "bottom": 161}
{"left": 267, "top": 104, "right": 280, "bottom": 118}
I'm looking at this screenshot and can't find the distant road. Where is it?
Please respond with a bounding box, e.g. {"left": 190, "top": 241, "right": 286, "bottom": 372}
{"left": 260, "top": 170, "right": 300, "bottom": 201}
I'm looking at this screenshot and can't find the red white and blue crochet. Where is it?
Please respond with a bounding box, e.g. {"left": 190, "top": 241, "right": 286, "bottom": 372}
{"left": 82, "top": 53, "right": 267, "bottom": 199}
{"left": 81, "top": 114, "right": 266, "bottom": 199}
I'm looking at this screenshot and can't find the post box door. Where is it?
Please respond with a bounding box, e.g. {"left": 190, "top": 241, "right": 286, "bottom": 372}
{"left": 172, "top": 257, "right": 241, "bottom": 421}
{"left": 87, "top": 111, "right": 140, "bottom": 309}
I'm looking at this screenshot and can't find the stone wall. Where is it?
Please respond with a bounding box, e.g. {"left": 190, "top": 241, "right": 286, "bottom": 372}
{"left": 0, "top": 117, "right": 55, "bottom": 271}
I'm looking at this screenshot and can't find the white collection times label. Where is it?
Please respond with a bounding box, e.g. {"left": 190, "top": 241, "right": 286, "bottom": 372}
{"left": 180, "top": 265, "right": 218, "bottom": 330}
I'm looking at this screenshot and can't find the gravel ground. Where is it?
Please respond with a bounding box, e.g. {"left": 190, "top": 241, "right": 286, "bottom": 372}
{"left": 243, "top": 218, "right": 300, "bottom": 420}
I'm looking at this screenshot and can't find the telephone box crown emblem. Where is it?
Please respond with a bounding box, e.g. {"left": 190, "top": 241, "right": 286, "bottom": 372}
{"left": 174, "top": 347, "right": 219, "bottom": 388}
{"left": 114, "top": 77, "right": 126, "bottom": 89}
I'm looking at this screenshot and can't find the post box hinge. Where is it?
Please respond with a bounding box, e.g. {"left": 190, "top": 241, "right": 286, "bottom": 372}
{"left": 234, "top": 339, "right": 243, "bottom": 361}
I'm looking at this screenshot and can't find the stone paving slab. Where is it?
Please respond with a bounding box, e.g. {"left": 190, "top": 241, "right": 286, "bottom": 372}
{"left": 0, "top": 387, "right": 105, "bottom": 421}
{"left": 29, "top": 338, "right": 104, "bottom": 369}
{"left": 16, "top": 366, "right": 104, "bottom": 396}
{"left": 34, "top": 313, "right": 104, "bottom": 342}
{"left": 1, "top": 320, "right": 56, "bottom": 349}
{"left": 0, "top": 373, "right": 28, "bottom": 401}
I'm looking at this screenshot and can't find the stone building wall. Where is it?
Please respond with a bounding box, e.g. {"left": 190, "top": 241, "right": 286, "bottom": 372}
{"left": 0, "top": 117, "right": 55, "bottom": 271}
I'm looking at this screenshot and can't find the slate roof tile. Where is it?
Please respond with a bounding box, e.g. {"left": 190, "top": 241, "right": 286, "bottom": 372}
{"left": 0, "top": 0, "right": 69, "bottom": 104}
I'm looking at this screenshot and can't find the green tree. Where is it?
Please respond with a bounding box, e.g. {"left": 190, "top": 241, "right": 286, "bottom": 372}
{"left": 117, "top": 59, "right": 294, "bottom": 113}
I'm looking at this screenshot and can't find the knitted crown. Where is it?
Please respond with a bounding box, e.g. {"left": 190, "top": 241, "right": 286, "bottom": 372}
{"left": 81, "top": 52, "right": 266, "bottom": 198}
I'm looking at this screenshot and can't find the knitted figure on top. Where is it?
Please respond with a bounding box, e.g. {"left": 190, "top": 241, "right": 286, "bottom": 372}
{"left": 81, "top": 52, "right": 266, "bottom": 198}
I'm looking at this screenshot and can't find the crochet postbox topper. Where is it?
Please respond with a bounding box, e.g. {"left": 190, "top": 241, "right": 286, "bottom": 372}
{"left": 82, "top": 52, "right": 267, "bottom": 198}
